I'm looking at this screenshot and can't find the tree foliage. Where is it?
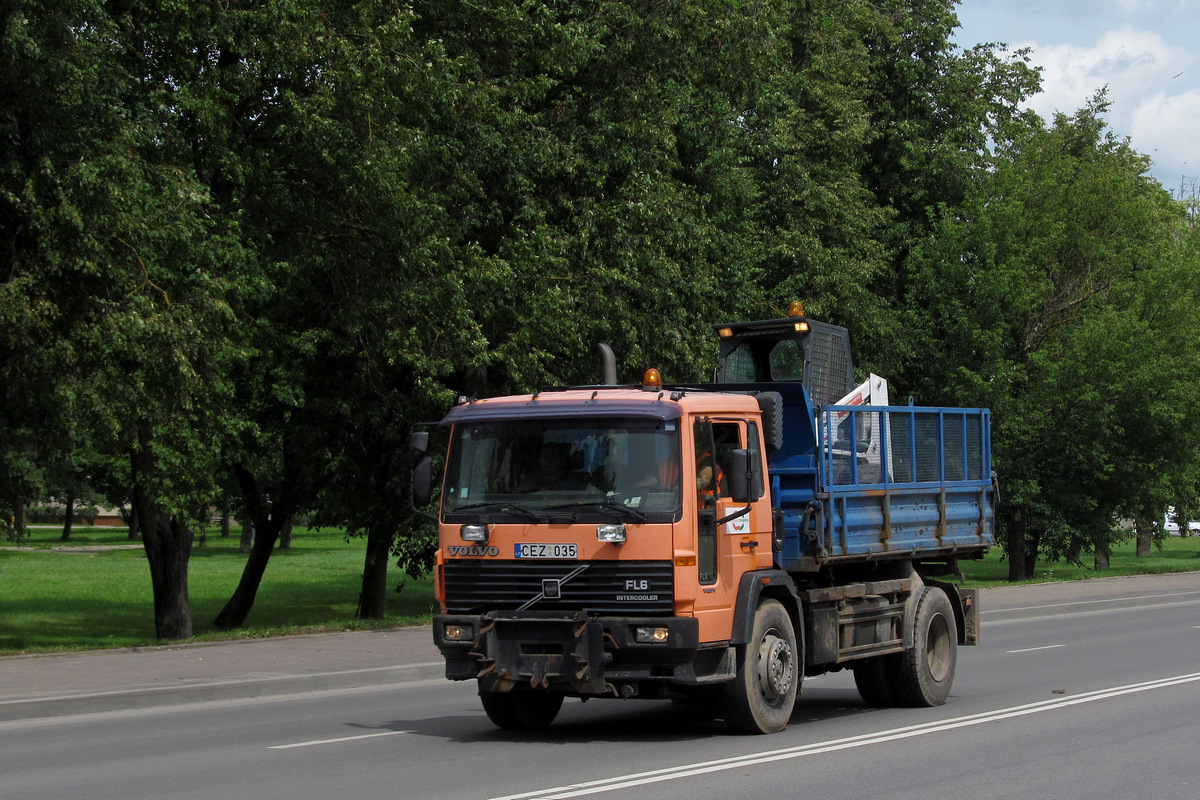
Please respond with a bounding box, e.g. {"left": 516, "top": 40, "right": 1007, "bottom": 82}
{"left": 905, "top": 96, "right": 1200, "bottom": 578}
{"left": 3, "top": 0, "right": 1198, "bottom": 637}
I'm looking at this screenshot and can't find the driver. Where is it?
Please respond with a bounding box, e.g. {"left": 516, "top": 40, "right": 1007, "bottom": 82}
{"left": 517, "top": 443, "right": 586, "bottom": 492}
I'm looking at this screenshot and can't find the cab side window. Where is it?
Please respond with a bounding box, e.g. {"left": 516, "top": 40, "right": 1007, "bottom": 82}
{"left": 695, "top": 420, "right": 742, "bottom": 585}
{"left": 746, "top": 421, "right": 765, "bottom": 499}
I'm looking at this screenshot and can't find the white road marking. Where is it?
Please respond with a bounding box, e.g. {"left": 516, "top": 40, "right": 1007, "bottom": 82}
{"left": 983, "top": 589, "right": 1200, "bottom": 615}
{"left": 268, "top": 729, "right": 409, "bottom": 749}
{"left": 486, "top": 672, "right": 1200, "bottom": 800}
{"left": 1006, "top": 644, "right": 1066, "bottom": 653}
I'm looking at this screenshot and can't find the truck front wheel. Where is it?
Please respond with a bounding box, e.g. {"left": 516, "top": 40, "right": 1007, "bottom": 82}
{"left": 722, "top": 599, "right": 799, "bottom": 734}
{"left": 479, "top": 690, "right": 564, "bottom": 731}
{"left": 894, "top": 586, "right": 957, "bottom": 707}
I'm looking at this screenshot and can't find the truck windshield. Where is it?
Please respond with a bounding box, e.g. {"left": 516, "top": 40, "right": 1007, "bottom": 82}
{"left": 442, "top": 417, "right": 682, "bottom": 524}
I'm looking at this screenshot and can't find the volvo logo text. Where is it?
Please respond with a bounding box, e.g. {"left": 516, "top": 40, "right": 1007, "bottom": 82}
{"left": 447, "top": 545, "right": 500, "bottom": 557}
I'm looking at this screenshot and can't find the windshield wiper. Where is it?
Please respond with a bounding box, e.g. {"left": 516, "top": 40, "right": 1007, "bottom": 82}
{"left": 449, "top": 502, "right": 546, "bottom": 522}
{"left": 545, "top": 499, "right": 648, "bottom": 523}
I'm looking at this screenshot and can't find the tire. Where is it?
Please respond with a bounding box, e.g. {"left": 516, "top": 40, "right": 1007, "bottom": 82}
{"left": 756, "top": 392, "right": 784, "bottom": 452}
{"left": 722, "top": 599, "right": 800, "bottom": 734}
{"left": 479, "top": 690, "right": 564, "bottom": 731}
{"left": 893, "top": 586, "right": 957, "bottom": 707}
{"left": 852, "top": 656, "right": 897, "bottom": 707}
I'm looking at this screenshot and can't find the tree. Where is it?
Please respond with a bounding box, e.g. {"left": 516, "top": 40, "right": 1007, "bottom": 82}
{"left": 2, "top": 0, "right": 247, "bottom": 637}
{"left": 904, "top": 95, "right": 1200, "bottom": 579}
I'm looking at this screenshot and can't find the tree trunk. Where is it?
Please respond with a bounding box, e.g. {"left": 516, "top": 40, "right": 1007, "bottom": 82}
{"left": 196, "top": 504, "right": 207, "bottom": 548}
{"left": 1007, "top": 508, "right": 1027, "bottom": 582}
{"left": 13, "top": 497, "right": 27, "bottom": 542}
{"left": 127, "top": 502, "right": 140, "bottom": 541}
{"left": 279, "top": 516, "right": 293, "bottom": 549}
{"left": 213, "top": 464, "right": 295, "bottom": 631}
{"left": 141, "top": 513, "right": 194, "bottom": 639}
{"left": 131, "top": 422, "right": 193, "bottom": 640}
{"left": 220, "top": 494, "right": 231, "bottom": 538}
{"left": 1094, "top": 542, "right": 1111, "bottom": 570}
{"left": 213, "top": 514, "right": 286, "bottom": 630}
{"left": 61, "top": 493, "right": 76, "bottom": 541}
{"left": 1135, "top": 519, "right": 1153, "bottom": 558}
{"left": 1065, "top": 537, "right": 1083, "bottom": 566}
{"left": 357, "top": 525, "right": 394, "bottom": 619}
{"left": 1021, "top": 526, "right": 1040, "bottom": 578}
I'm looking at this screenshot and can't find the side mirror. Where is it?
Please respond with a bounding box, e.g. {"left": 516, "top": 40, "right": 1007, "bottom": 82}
{"left": 727, "top": 448, "right": 763, "bottom": 504}
{"left": 412, "top": 455, "right": 434, "bottom": 510}
{"left": 410, "top": 428, "right": 435, "bottom": 520}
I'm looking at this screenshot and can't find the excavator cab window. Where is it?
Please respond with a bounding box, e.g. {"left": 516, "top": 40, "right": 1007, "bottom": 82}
{"left": 768, "top": 339, "right": 804, "bottom": 381}
{"left": 723, "top": 343, "right": 758, "bottom": 382}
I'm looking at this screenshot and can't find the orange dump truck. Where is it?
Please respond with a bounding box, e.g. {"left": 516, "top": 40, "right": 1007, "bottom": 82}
{"left": 412, "top": 304, "right": 996, "bottom": 733}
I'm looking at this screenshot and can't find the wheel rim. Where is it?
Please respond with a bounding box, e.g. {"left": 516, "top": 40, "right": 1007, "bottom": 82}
{"left": 926, "top": 612, "right": 952, "bottom": 683}
{"left": 756, "top": 628, "right": 794, "bottom": 702}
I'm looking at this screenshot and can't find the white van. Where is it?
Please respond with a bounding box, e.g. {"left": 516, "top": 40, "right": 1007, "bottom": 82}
{"left": 1164, "top": 508, "right": 1200, "bottom": 535}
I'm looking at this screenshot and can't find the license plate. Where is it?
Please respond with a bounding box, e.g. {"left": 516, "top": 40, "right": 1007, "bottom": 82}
{"left": 515, "top": 542, "right": 578, "bottom": 559}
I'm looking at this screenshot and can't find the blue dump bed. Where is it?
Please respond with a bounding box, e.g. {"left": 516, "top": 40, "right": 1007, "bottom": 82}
{"left": 744, "top": 382, "right": 995, "bottom": 571}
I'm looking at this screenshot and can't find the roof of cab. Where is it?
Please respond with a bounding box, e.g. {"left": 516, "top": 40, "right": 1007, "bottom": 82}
{"left": 439, "top": 386, "right": 761, "bottom": 424}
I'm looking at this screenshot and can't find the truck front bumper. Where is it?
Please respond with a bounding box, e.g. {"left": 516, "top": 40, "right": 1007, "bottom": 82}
{"left": 433, "top": 612, "right": 719, "bottom": 695}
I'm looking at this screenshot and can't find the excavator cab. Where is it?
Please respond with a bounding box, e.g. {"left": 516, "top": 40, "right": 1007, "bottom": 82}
{"left": 712, "top": 301, "right": 854, "bottom": 406}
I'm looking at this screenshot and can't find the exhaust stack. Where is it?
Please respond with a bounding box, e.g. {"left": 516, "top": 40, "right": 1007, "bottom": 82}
{"left": 597, "top": 343, "right": 617, "bottom": 386}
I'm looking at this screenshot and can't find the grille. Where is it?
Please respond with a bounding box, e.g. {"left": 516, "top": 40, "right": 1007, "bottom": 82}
{"left": 806, "top": 330, "right": 852, "bottom": 406}
{"left": 443, "top": 560, "right": 674, "bottom": 615}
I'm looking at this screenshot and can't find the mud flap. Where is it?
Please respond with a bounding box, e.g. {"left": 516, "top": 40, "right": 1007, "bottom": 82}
{"left": 923, "top": 579, "right": 979, "bottom": 646}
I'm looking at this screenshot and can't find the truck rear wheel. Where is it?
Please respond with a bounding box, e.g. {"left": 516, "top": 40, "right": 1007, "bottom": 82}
{"left": 893, "top": 586, "right": 956, "bottom": 707}
{"left": 722, "top": 599, "right": 799, "bottom": 734}
{"left": 852, "top": 656, "right": 897, "bottom": 707}
{"left": 479, "top": 690, "right": 564, "bottom": 731}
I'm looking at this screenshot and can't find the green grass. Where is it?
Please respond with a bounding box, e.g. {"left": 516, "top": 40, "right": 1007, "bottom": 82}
{"left": 959, "top": 531, "right": 1200, "bottom": 586}
{"left": 4, "top": 524, "right": 1198, "bottom": 654}
{"left": 0, "top": 525, "right": 437, "bottom": 654}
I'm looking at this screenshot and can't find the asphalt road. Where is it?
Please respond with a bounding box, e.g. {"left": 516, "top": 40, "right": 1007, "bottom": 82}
{"left": 2, "top": 574, "right": 1199, "bottom": 800}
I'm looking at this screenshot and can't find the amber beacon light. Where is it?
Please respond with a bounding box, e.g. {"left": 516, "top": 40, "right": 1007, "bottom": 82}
{"left": 787, "top": 300, "right": 809, "bottom": 332}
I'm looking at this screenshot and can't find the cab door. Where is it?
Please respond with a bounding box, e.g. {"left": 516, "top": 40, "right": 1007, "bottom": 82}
{"left": 690, "top": 417, "right": 772, "bottom": 643}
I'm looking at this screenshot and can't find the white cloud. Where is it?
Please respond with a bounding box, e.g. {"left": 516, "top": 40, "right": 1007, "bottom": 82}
{"left": 1006, "top": 29, "right": 1198, "bottom": 183}
{"left": 1130, "top": 89, "right": 1200, "bottom": 183}
{"left": 953, "top": 0, "right": 1200, "bottom": 187}
{"left": 1018, "top": 29, "right": 1190, "bottom": 119}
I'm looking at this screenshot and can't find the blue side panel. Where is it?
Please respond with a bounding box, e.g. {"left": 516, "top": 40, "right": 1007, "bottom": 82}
{"left": 773, "top": 404, "right": 994, "bottom": 568}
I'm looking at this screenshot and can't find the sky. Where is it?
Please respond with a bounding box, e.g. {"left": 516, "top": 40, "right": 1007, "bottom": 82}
{"left": 953, "top": 0, "right": 1200, "bottom": 196}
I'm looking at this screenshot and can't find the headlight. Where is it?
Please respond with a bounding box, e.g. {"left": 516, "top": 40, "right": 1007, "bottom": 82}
{"left": 635, "top": 627, "right": 670, "bottom": 643}
{"left": 460, "top": 524, "right": 488, "bottom": 542}
{"left": 597, "top": 523, "right": 627, "bottom": 544}
{"left": 443, "top": 623, "right": 473, "bottom": 641}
